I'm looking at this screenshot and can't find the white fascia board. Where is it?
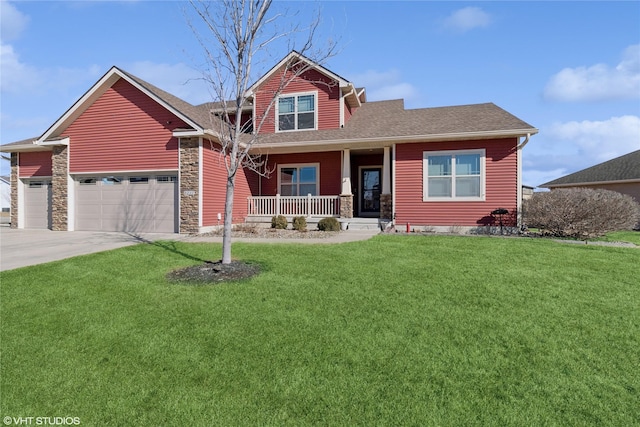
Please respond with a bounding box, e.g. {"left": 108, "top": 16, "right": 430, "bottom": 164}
{"left": 39, "top": 137, "right": 70, "bottom": 146}
{"left": 249, "top": 129, "right": 539, "bottom": 154}
{"left": 1, "top": 143, "right": 52, "bottom": 153}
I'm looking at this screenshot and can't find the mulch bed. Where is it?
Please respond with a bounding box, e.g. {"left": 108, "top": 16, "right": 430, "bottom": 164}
{"left": 166, "top": 260, "right": 261, "bottom": 285}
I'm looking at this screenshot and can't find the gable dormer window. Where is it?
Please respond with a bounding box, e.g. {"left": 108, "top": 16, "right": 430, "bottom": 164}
{"left": 277, "top": 93, "right": 316, "bottom": 131}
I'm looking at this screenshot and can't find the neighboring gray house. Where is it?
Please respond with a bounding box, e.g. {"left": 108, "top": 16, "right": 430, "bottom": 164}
{"left": 1, "top": 175, "right": 10, "bottom": 224}
{"left": 541, "top": 149, "right": 640, "bottom": 203}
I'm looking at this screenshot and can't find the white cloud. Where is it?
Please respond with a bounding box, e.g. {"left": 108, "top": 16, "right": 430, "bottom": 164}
{"left": 442, "top": 7, "right": 492, "bottom": 33}
{"left": 544, "top": 44, "right": 640, "bottom": 102}
{"left": 351, "top": 69, "right": 420, "bottom": 105}
{"left": 0, "top": 43, "right": 42, "bottom": 93}
{"left": 0, "top": 0, "right": 29, "bottom": 42}
{"left": 547, "top": 115, "right": 640, "bottom": 161}
{"left": 523, "top": 115, "right": 640, "bottom": 186}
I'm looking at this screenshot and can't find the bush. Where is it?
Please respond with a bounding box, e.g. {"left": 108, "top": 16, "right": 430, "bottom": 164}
{"left": 271, "top": 215, "right": 288, "bottom": 230}
{"left": 317, "top": 217, "right": 340, "bottom": 232}
{"left": 292, "top": 216, "right": 307, "bottom": 231}
{"left": 523, "top": 188, "right": 640, "bottom": 239}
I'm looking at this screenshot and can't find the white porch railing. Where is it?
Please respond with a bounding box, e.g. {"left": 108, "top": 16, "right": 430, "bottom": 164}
{"left": 247, "top": 194, "right": 340, "bottom": 217}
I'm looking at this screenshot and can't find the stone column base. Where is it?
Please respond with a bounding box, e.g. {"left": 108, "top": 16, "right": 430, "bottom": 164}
{"left": 380, "top": 193, "right": 392, "bottom": 220}
{"left": 339, "top": 194, "right": 353, "bottom": 219}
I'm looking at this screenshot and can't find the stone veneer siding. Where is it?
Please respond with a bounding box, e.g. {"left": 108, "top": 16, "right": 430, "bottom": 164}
{"left": 51, "top": 146, "right": 68, "bottom": 231}
{"left": 339, "top": 194, "right": 353, "bottom": 218}
{"left": 179, "top": 138, "right": 200, "bottom": 234}
{"left": 10, "top": 153, "right": 18, "bottom": 229}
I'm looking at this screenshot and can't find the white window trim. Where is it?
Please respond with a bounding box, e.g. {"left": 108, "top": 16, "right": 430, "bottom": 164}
{"left": 275, "top": 91, "right": 318, "bottom": 132}
{"left": 423, "top": 149, "right": 486, "bottom": 202}
{"left": 277, "top": 163, "right": 320, "bottom": 196}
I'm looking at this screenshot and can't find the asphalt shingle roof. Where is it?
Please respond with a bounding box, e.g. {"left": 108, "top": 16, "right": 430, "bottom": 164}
{"left": 541, "top": 149, "right": 640, "bottom": 187}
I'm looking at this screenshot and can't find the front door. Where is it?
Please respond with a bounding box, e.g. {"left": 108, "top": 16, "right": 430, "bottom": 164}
{"left": 359, "top": 167, "right": 381, "bottom": 217}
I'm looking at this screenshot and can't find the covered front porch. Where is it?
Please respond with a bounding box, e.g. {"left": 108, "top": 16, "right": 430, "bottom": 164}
{"left": 246, "top": 147, "right": 393, "bottom": 221}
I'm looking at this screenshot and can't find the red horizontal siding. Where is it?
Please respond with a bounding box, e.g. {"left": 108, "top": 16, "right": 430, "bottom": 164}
{"left": 395, "top": 139, "right": 518, "bottom": 226}
{"left": 255, "top": 68, "right": 340, "bottom": 134}
{"left": 19, "top": 151, "right": 52, "bottom": 177}
{"left": 260, "top": 151, "right": 342, "bottom": 196}
{"left": 67, "top": 79, "right": 186, "bottom": 173}
{"left": 202, "top": 146, "right": 258, "bottom": 226}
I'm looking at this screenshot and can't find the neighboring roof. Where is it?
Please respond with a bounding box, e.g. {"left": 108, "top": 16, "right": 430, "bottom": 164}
{"left": 0, "top": 176, "right": 9, "bottom": 184}
{"left": 541, "top": 149, "right": 640, "bottom": 187}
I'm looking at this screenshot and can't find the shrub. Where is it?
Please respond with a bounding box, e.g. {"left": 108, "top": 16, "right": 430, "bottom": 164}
{"left": 271, "top": 215, "right": 288, "bottom": 230}
{"left": 292, "top": 216, "right": 307, "bottom": 231}
{"left": 523, "top": 188, "right": 640, "bottom": 239}
{"left": 317, "top": 217, "right": 340, "bottom": 232}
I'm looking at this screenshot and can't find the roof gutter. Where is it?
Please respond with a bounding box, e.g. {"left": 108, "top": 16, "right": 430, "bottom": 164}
{"left": 252, "top": 128, "right": 539, "bottom": 153}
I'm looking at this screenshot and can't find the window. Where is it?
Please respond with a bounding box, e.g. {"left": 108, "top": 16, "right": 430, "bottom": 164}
{"left": 102, "top": 176, "right": 122, "bottom": 185}
{"left": 79, "top": 178, "right": 96, "bottom": 185}
{"left": 423, "top": 150, "right": 485, "bottom": 201}
{"left": 277, "top": 93, "right": 316, "bottom": 131}
{"left": 28, "top": 181, "right": 45, "bottom": 188}
{"left": 278, "top": 164, "right": 319, "bottom": 196}
{"left": 157, "top": 176, "right": 177, "bottom": 183}
{"left": 129, "top": 176, "right": 149, "bottom": 184}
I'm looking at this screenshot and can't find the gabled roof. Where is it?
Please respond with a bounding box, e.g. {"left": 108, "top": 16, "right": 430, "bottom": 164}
{"left": 541, "top": 149, "right": 640, "bottom": 187}
{"left": 37, "top": 66, "right": 212, "bottom": 143}
{"left": 247, "top": 50, "right": 351, "bottom": 95}
{"left": 1, "top": 67, "right": 220, "bottom": 152}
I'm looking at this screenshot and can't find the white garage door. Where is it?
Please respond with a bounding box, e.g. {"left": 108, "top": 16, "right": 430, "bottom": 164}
{"left": 76, "top": 174, "right": 178, "bottom": 233}
{"left": 24, "top": 179, "right": 52, "bottom": 229}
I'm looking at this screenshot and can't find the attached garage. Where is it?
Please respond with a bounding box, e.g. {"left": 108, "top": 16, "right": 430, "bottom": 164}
{"left": 75, "top": 174, "right": 178, "bottom": 233}
{"left": 24, "top": 179, "right": 52, "bottom": 229}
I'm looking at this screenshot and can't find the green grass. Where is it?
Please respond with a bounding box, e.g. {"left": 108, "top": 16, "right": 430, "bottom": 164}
{"left": 1, "top": 235, "right": 639, "bottom": 426}
{"left": 596, "top": 230, "right": 640, "bottom": 246}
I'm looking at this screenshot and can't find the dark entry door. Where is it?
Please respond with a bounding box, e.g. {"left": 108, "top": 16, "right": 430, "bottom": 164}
{"left": 359, "top": 167, "right": 381, "bottom": 216}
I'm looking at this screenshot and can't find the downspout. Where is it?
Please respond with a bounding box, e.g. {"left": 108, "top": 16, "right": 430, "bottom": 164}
{"left": 341, "top": 87, "right": 356, "bottom": 128}
{"left": 516, "top": 133, "right": 531, "bottom": 231}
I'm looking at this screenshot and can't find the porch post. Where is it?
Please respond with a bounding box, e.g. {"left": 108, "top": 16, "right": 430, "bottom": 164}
{"left": 382, "top": 146, "right": 391, "bottom": 195}
{"left": 341, "top": 149, "right": 352, "bottom": 195}
{"left": 380, "top": 146, "right": 393, "bottom": 220}
{"left": 339, "top": 149, "right": 353, "bottom": 218}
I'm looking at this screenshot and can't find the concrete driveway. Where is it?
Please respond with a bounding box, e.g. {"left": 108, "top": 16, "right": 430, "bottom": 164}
{"left": 0, "top": 227, "right": 183, "bottom": 271}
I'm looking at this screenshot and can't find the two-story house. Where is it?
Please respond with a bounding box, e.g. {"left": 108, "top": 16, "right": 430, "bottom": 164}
{"left": 2, "top": 51, "right": 537, "bottom": 233}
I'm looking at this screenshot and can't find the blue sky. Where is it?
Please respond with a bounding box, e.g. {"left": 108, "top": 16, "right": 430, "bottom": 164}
{"left": 1, "top": 0, "right": 639, "bottom": 187}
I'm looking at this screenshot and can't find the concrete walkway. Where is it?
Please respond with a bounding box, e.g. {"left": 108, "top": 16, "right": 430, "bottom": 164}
{"left": 0, "top": 227, "right": 379, "bottom": 271}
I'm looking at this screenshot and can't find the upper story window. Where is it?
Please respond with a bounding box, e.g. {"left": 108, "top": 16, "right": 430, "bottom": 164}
{"left": 423, "top": 149, "right": 485, "bottom": 201}
{"left": 277, "top": 93, "right": 316, "bottom": 132}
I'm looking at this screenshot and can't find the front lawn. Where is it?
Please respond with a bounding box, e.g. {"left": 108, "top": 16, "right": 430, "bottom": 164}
{"left": 1, "top": 235, "right": 638, "bottom": 426}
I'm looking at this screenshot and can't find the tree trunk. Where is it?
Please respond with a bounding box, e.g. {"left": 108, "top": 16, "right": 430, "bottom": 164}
{"left": 222, "top": 174, "right": 236, "bottom": 264}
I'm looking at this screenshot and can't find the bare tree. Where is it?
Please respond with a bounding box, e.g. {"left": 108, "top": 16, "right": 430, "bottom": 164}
{"left": 187, "top": 0, "right": 337, "bottom": 264}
